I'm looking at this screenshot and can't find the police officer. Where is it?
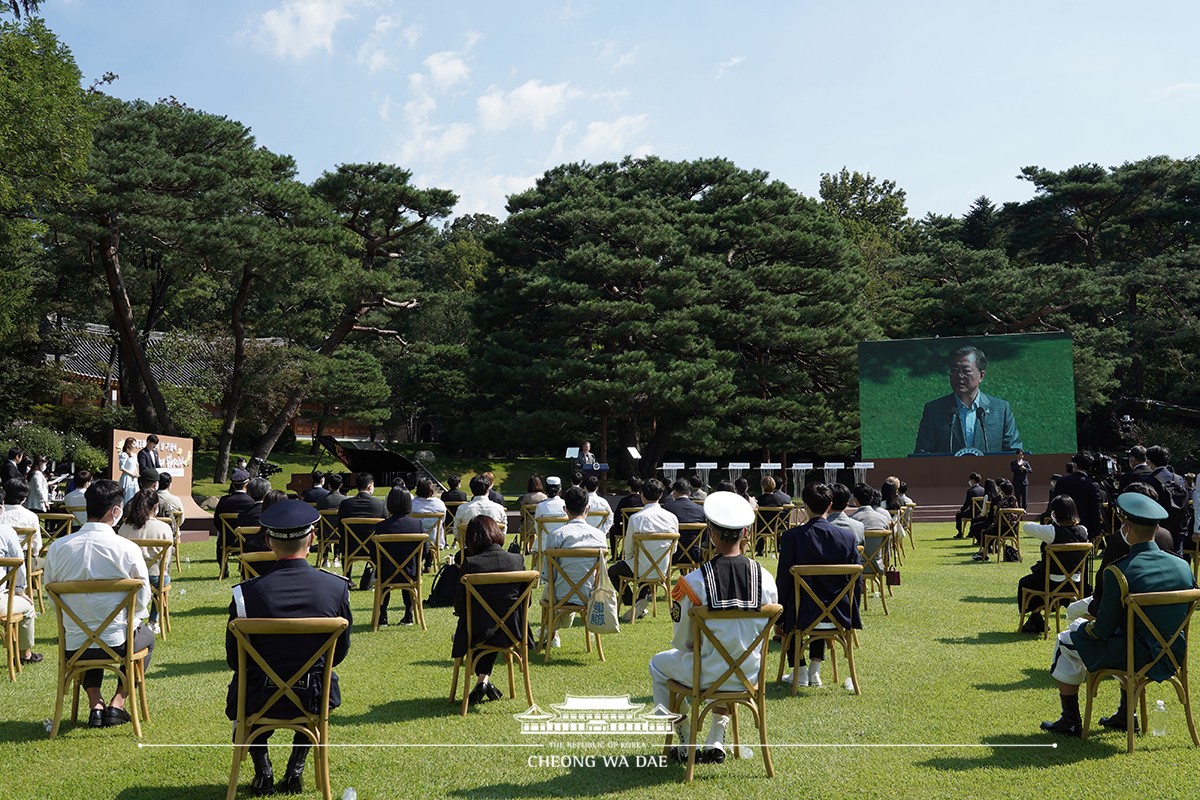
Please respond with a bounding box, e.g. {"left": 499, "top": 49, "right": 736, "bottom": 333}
{"left": 226, "top": 500, "right": 352, "bottom": 795}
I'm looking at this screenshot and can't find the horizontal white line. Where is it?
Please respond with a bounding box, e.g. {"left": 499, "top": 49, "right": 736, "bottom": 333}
{"left": 137, "top": 743, "right": 546, "bottom": 748}
{"left": 136, "top": 742, "right": 1056, "bottom": 749}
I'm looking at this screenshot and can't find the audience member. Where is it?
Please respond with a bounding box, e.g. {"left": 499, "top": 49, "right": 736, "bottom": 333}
{"left": 608, "top": 478, "right": 676, "bottom": 622}
{"left": 411, "top": 477, "right": 449, "bottom": 558}
{"left": 454, "top": 475, "right": 508, "bottom": 537}
{"left": 954, "top": 473, "right": 986, "bottom": 538}
{"left": 117, "top": 488, "right": 173, "bottom": 634}
{"left": 236, "top": 477, "right": 272, "bottom": 530}
{"left": 0, "top": 486, "right": 39, "bottom": 664}
{"left": 538, "top": 486, "right": 606, "bottom": 648}
{"left": 441, "top": 474, "right": 468, "bottom": 504}
{"left": 316, "top": 473, "right": 348, "bottom": 511}
{"left": 213, "top": 469, "right": 256, "bottom": 569}
{"left": 2, "top": 478, "right": 41, "bottom": 564}
{"left": 849, "top": 483, "right": 891, "bottom": 533}
{"left": 0, "top": 447, "right": 23, "bottom": 482}
{"left": 826, "top": 483, "right": 865, "bottom": 551}
{"left": 374, "top": 486, "right": 423, "bottom": 626}
{"left": 302, "top": 471, "right": 329, "bottom": 504}
{"left": 583, "top": 474, "right": 614, "bottom": 538}
{"left": 754, "top": 475, "right": 792, "bottom": 557}
{"left": 663, "top": 478, "right": 706, "bottom": 564}
{"left": 610, "top": 477, "right": 644, "bottom": 555}
{"left": 65, "top": 469, "right": 93, "bottom": 526}
{"left": 1053, "top": 452, "right": 1107, "bottom": 539}
{"left": 1017, "top": 495, "right": 1088, "bottom": 634}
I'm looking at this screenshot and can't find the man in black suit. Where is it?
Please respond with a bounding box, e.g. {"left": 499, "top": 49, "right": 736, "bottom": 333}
{"left": 301, "top": 471, "right": 329, "bottom": 504}
{"left": 1118, "top": 446, "right": 1153, "bottom": 492}
{"left": 441, "top": 474, "right": 468, "bottom": 504}
{"left": 226, "top": 500, "right": 351, "bottom": 796}
{"left": 1010, "top": 450, "right": 1032, "bottom": 509}
{"left": 337, "top": 473, "right": 386, "bottom": 589}
{"left": 0, "top": 448, "right": 23, "bottom": 482}
{"left": 955, "top": 472, "right": 986, "bottom": 538}
{"left": 315, "top": 474, "right": 347, "bottom": 511}
{"left": 213, "top": 469, "right": 257, "bottom": 568}
{"left": 1053, "top": 453, "right": 1106, "bottom": 538}
{"left": 137, "top": 434, "right": 161, "bottom": 474}
{"left": 662, "top": 478, "right": 706, "bottom": 564}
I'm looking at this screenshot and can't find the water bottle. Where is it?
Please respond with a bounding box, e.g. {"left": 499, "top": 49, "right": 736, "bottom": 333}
{"left": 341, "top": 789, "right": 357, "bottom": 800}
{"left": 1151, "top": 700, "right": 1168, "bottom": 736}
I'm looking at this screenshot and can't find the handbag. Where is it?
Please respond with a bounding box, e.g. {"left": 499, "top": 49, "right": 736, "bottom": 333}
{"left": 885, "top": 568, "right": 901, "bottom": 586}
{"left": 585, "top": 558, "right": 620, "bottom": 635}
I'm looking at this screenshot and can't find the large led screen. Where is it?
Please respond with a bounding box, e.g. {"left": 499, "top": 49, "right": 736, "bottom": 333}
{"left": 859, "top": 332, "right": 1077, "bottom": 458}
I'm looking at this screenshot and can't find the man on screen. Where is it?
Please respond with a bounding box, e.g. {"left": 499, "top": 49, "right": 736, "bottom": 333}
{"left": 912, "top": 345, "right": 1023, "bottom": 455}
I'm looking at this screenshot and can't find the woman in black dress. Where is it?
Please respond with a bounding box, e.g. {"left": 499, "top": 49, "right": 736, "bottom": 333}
{"left": 1018, "top": 495, "right": 1089, "bottom": 633}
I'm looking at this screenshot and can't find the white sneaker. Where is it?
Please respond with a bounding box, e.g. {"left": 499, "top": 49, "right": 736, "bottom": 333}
{"left": 634, "top": 598, "right": 650, "bottom": 619}
{"left": 781, "top": 664, "right": 809, "bottom": 686}
{"left": 149, "top": 621, "right": 161, "bottom": 635}
{"left": 549, "top": 633, "right": 561, "bottom": 648}
{"left": 808, "top": 667, "right": 823, "bottom": 688}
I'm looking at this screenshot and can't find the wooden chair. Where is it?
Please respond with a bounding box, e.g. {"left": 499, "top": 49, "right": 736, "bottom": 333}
{"left": 157, "top": 513, "right": 184, "bottom": 572}
{"left": 902, "top": 504, "right": 917, "bottom": 549}
{"left": 539, "top": 548, "right": 606, "bottom": 661}
{"left": 238, "top": 551, "right": 279, "bottom": 581}
{"left": 443, "top": 501, "right": 466, "bottom": 531}
{"left": 65, "top": 503, "right": 87, "bottom": 528}
{"left": 982, "top": 508, "right": 1024, "bottom": 564}
{"left": 753, "top": 506, "right": 792, "bottom": 557}
{"left": 221, "top": 526, "right": 261, "bottom": 581}
{"left": 532, "top": 516, "right": 568, "bottom": 575}
{"left": 410, "top": 513, "right": 446, "bottom": 566}
{"left": 616, "top": 532, "right": 678, "bottom": 623}
{"left": 128, "top": 538, "right": 173, "bottom": 639}
{"left": 316, "top": 509, "right": 340, "bottom": 566}
{"left": 226, "top": 616, "right": 349, "bottom": 800}
{"left": 586, "top": 508, "right": 611, "bottom": 532}
{"left": 47, "top": 579, "right": 150, "bottom": 738}
{"left": 450, "top": 570, "right": 539, "bottom": 716}
{"left": 372, "top": 533, "right": 427, "bottom": 631}
{"left": 37, "top": 512, "right": 74, "bottom": 554}
{"left": 1082, "top": 587, "right": 1200, "bottom": 753}
{"left": 860, "top": 530, "right": 892, "bottom": 615}
{"left": 15, "top": 526, "right": 43, "bottom": 612}
{"left": 889, "top": 511, "right": 906, "bottom": 566}
{"left": 674, "top": 523, "right": 709, "bottom": 578}
{"left": 616, "top": 506, "right": 643, "bottom": 560}
{"left": 664, "top": 603, "right": 783, "bottom": 783}
{"left": 1017, "top": 542, "right": 1092, "bottom": 639}
{"left": 216, "top": 512, "right": 242, "bottom": 580}
{"left": 339, "top": 517, "right": 382, "bottom": 582}
{"left": 1, "top": 557, "right": 26, "bottom": 681}
{"left": 777, "top": 564, "right": 864, "bottom": 696}
{"left": 1185, "top": 537, "right": 1200, "bottom": 584}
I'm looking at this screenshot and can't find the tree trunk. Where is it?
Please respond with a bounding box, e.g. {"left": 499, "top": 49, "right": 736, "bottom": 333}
{"left": 98, "top": 214, "right": 175, "bottom": 434}
{"left": 638, "top": 418, "right": 677, "bottom": 483}
{"left": 213, "top": 267, "right": 254, "bottom": 483}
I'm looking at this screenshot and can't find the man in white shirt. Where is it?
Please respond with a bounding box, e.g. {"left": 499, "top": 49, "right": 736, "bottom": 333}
{"left": 534, "top": 477, "right": 566, "bottom": 520}
{"left": 64, "top": 469, "right": 92, "bottom": 526}
{"left": 0, "top": 512, "right": 39, "bottom": 664}
{"left": 607, "top": 478, "right": 677, "bottom": 622}
{"left": 539, "top": 486, "right": 607, "bottom": 645}
{"left": 44, "top": 479, "right": 153, "bottom": 729}
{"left": 649, "top": 491, "right": 778, "bottom": 764}
{"left": 453, "top": 475, "right": 508, "bottom": 537}
{"left": 2, "top": 477, "right": 42, "bottom": 564}
{"left": 827, "top": 483, "right": 866, "bottom": 550}
{"left": 583, "top": 475, "right": 614, "bottom": 537}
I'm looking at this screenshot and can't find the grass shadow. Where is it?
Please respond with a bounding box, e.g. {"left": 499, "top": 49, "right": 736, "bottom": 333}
{"left": 446, "top": 763, "right": 681, "bottom": 798}
{"left": 168, "top": 604, "right": 230, "bottom": 618}
{"left": 333, "top": 696, "right": 473, "bottom": 725}
{"left": 936, "top": 631, "right": 1024, "bottom": 646}
{"left": 0, "top": 719, "right": 50, "bottom": 743}
{"left": 960, "top": 595, "right": 1012, "bottom": 605}
{"left": 974, "top": 667, "right": 1047, "bottom": 692}
{"left": 920, "top": 731, "right": 1123, "bottom": 771}
{"left": 116, "top": 783, "right": 228, "bottom": 800}
{"left": 151, "top": 657, "right": 227, "bottom": 678}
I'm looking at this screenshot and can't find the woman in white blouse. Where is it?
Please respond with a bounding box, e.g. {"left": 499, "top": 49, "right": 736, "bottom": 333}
{"left": 118, "top": 488, "right": 173, "bottom": 634}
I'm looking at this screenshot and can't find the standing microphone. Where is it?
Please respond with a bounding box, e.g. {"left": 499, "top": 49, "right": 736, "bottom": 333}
{"left": 949, "top": 410, "right": 958, "bottom": 452}
{"left": 976, "top": 407, "right": 988, "bottom": 453}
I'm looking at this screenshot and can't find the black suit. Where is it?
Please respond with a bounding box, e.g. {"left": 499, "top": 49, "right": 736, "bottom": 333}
{"left": 1117, "top": 463, "right": 1153, "bottom": 492}
{"left": 214, "top": 490, "right": 257, "bottom": 565}
{"left": 302, "top": 486, "right": 330, "bottom": 504}
{"left": 956, "top": 484, "right": 987, "bottom": 534}
{"left": 1010, "top": 458, "right": 1032, "bottom": 509}
{"left": 662, "top": 495, "right": 706, "bottom": 562}
{"left": 137, "top": 447, "right": 160, "bottom": 474}
{"left": 1053, "top": 471, "right": 1106, "bottom": 538}
{"left": 316, "top": 491, "right": 348, "bottom": 511}
{"left": 225, "top": 557, "right": 351, "bottom": 742}
{"left": 452, "top": 543, "right": 528, "bottom": 673}
{"left": 777, "top": 517, "right": 861, "bottom": 665}
{"left": 0, "top": 460, "right": 20, "bottom": 482}
{"left": 336, "top": 492, "right": 386, "bottom": 524}
{"left": 375, "top": 515, "right": 424, "bottom": 618}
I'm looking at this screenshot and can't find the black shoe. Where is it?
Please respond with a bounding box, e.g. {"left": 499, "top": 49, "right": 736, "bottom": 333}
{"left": 952, "top": 533, "right": 964, "bottom": 539}
{"left": 666, "top": 745, "right": 689, "bottom": 763}
{"left": 250, "top": 749, "right": 274, "bottom": 796}
{"left": 377, "top": 614, "right": 389, "bottom": 627}
{"left": 697, "top": 745, "right": 726, "bottom": 764}
{"left": 1099, "top": 712, "right": 1140, "bottom": 733}
{"left": 277, "top": 747, "right": 308, "bottom": 795}
{"left": 1039, "top": 716, "right": 1081, "bottom": 737}
{"left": 1021, "top": 615, "right": 1045, "bottom": 634}
{"left": 399, "top": 612, "right": 414, "bottom": 626}
{"left": 468, "top": 684, "right": 488, "bottom": 705}
{"left": 88, "top": 708, "right": 104, "bottom": 729}
{"left": 103, "top": 706, "right": 131, "bottom": 727}
{"left": 485, "top": 683, "right": 504, "bottom": 702}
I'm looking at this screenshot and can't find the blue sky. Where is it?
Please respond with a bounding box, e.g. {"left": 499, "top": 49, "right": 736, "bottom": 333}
{"left": 39, "top": 0, "right": 1200, "bottom": 220}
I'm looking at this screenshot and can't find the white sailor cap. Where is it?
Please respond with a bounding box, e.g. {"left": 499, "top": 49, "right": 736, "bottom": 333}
{"left": 704, "top": 491, "right": 754, "bottom": 530}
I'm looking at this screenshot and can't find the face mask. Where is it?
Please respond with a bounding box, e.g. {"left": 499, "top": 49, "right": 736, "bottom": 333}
{"left": 1119, "top": 522, "right": 1130, "bottom": 546}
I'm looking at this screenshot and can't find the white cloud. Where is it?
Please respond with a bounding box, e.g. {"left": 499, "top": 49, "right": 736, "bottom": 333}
{"left": 425, "top": 51, "right": 471, "bottom": 91}
{"left": 716, "top": 55, "right": 746, "bottom": 78}
{"left": 549, "top": 121, "right": 579, "bottom": 163}
{"left": 259, "top": 0, "right": 353, "bottom": 59}
{"left": 577, "top": 114, "right": 650, "bottom": 159}
{"left": 477, "top": 79, "right": 580, "bottom": 131}
{"left": 357, "top": 13, "right": 421, "bottom": 74}
{"left": 397, "top": 122, "right": 474, "bottom": 163}
{"left": 1163, "top": 82, "right": 1200, "bottom": 94}
{"left": 424, "top": 168, "right": 539, "bottom": 217}
{"left": 595, "top": 40, "right": 637, "bottom": 69}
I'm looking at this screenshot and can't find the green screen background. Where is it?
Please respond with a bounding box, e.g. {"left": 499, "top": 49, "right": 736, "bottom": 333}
{"left": 858, "top": 333, "right": 1077, "bottom": 459}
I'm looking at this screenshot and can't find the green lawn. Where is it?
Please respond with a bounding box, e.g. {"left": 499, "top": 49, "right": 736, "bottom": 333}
{"left": 4, "top": 524, "right": 1199, "bottom": 799}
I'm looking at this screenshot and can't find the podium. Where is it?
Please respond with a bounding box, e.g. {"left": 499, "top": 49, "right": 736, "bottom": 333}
{"left": 579, "top": 463, "right": 609, "bottom": 494}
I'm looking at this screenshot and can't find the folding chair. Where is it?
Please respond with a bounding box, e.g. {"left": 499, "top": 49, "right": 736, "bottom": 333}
{"left": 372, "top": 533, "right": 427, "bottom": 631}
{"left": 902, "top": 504, "right": 917, "bottom": 549}
{"left": 586, "top": 508, "right": 611, "bottom": 532}
{"left": 1018, "top": 542, "right": 1092, "bottom": 638}
{"left": 1, "top": 556, "right": 25, "bottom": 681}
{"left": 617, "top": 506, "right": 643, "bottom": 560}
{"left": 226, "top": 617, "right": 349, "bottom": 800}
{"left": 664, "top": 603, "right": 783, "bottom": 783}
{"left": 239, "top": 551, "right": 279, "bottom": 581}
{"left": 15, "top": 527, "right": 43, "bottom": 613}
{"left": 47, "top": 579, "right": 150, "bottom": 738}
{"left": 539, "top": 548, "right": 606, "bottom": 661}
{"left": 216, "top": 512, "right": 242, "bottom": 580}
{"left": 777, "top": 564, "right": 864, "bottom": 696}
{"left": 860, "top": 530, "right": 891, "bottom": 615}
{"left": 674, "top": 523, "right": 708, "bottom": 578}
{"left": 128, "top": 538, "right": 173, "bottom": 639}
{"left": 1082, "top": 587, "right": 1200, "bottom": 753}
{"left": 450, "top": 570, "right": 539, "bottom": 716}
{"left": 616, "top": 532, "right": 678, "bottom": 623}
{"left": 410, "top": 513, "right": 446, "bottom": 566}
{"left": 339, "top": 517, "right": 382, "bottom": 582}
{"left": 982, "top": 507, "right": 1024, "bottom": 564}
{"left": 753, "top": 507, "right": 792, "bottom": 557}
